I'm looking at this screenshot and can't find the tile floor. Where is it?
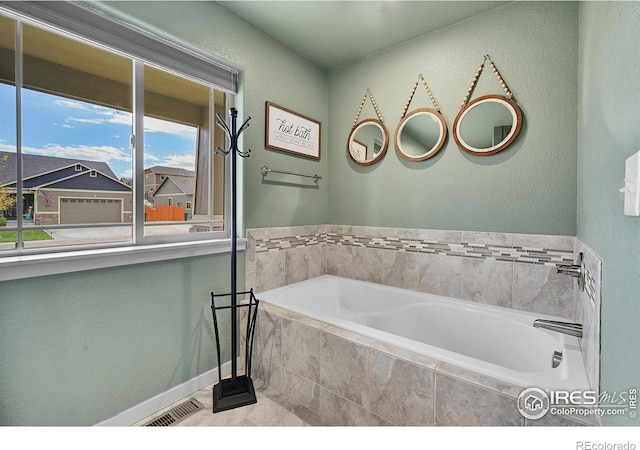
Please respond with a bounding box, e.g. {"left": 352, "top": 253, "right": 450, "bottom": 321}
{"left": 129, "top": 380, "right": 623, "bottom": 450}
{"left": 136, "top": 379, "right": 324, "bottom": 426}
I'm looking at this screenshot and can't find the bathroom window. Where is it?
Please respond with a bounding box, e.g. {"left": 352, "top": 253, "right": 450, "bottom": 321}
{"left": 0, "top": 3, "right": 239, "bottom": 277}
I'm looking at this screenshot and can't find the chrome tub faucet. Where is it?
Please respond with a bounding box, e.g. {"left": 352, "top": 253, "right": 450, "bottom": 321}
{"left": 556, "top": 252, "right": 585, "bottom": 291}
{"left": 533, "top": 319, "right": 583, "bottom": 338}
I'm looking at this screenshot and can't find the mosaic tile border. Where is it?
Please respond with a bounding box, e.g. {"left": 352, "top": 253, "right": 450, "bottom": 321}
{"left": 254, "top": 232, "right": 575, "bottom": 267}
{"left": 583, "top": 263, "right": 598, "bottom": 306}
{"left": 254, "top": 233, "right": 325, "bottom": 252}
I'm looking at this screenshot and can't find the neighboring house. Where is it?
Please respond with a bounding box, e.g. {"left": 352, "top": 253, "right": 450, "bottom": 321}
{"left": 0, "top": 153, "right": 132, "bottom": 225}
{"left": 152, "top": 174, "right": 195, "bottom": 219}
{"left": 144, "top": 166, "right": 195, "bottom": 202}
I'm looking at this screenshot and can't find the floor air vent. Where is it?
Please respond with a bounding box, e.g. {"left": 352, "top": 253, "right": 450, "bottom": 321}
{"left": 144, "top": 398, "right": 204, "bottom": 427}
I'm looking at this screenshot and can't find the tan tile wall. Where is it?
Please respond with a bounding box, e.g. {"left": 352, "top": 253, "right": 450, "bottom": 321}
{"left": 245, "top": 225, "right": 602, "bottom": 407}
{"left": 246, "top": 224, "right": 577, "bottom": 319}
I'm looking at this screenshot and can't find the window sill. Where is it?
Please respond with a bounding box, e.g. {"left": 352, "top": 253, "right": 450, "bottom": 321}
{"left": 0, "top": 238, "right": 246, "bottom": 282}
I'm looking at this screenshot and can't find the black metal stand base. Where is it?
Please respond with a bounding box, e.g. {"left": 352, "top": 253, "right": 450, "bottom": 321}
{"left": 210, "top": 288, "right": 259, "bottom": 414}
{"left": 212, "top": 376, "right": 257, "bottom": 413}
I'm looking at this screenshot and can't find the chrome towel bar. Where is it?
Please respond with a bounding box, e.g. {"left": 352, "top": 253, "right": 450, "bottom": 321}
{"left": 260, "top": 165, "right": 321, "bottom": 182}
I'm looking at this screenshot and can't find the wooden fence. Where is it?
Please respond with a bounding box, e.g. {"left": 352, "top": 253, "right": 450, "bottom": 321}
{"left": 144, "top": 205, "right": 186, "bottom": 222}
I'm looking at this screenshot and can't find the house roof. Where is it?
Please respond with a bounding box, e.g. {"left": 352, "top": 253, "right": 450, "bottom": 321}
{"left": 144, "top": 165, "right": 195, "bottom": 178}
{"left": 0, "top": 154, "right": 130, "bottom": 191}
{"left": 41, "top": 170, "right": 131, "bottom": 192}
{"left": 153, "top": 175, "right": 195, "bottom": 196}
{"left": 0, "top": 153, "right": 118, "bottom": 185}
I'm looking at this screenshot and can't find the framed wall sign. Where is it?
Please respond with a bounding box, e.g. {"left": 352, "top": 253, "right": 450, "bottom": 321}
{"left": 265, "top": 101, "right": 321, "bottom": 159}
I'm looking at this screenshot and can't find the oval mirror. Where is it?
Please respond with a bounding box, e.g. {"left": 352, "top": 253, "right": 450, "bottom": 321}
{"left": 394, "top": 108, "right": 447, "bottom": 161}
{"left": 347, "top": 118, "right": 389, "bottom": 166}
{"left": 453, "top": 95, "right": 522, "bottom": 156}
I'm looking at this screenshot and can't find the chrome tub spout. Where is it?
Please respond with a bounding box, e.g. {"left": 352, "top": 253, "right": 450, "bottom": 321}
{"left": 533, "top": 319, "right": 583, "bottom": 338}
{"left": 556, "top": 252, "right": 585, "bottom": 291}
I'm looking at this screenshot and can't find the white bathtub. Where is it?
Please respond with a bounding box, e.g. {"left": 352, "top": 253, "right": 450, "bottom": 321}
{"left": 257, "top": 275, "right": 590, "bottom": 391}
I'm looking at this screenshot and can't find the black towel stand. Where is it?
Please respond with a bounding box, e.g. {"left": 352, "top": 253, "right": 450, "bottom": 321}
{"left": 210, "top": 107, "right": 259, "bottom": 413}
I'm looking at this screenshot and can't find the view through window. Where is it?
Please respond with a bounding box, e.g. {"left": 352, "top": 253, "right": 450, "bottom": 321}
{"left": 0, "top": 13, "right": 228, "bottom": 254}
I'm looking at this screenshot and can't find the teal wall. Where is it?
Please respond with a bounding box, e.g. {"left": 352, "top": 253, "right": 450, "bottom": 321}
{"left": 328, "top": 2, "right": 578, "bottom": 235}
{"left": 90, "top": 1, "right": 329, "bottom": 230}
{"left": 0, "top": 253, "right": 242, "bottom": 425}
{"left": 0, "top": 1, "right": 327, "bottom": 425}
{"left": 577, "top": 1, "right": 640, "bottom": 426}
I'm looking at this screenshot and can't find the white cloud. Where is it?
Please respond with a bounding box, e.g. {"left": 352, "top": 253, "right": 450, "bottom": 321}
{"left": 0, "top": 143, "right": 16, "bottom": 153}
{"left": 160, "top": 154, "right": 195, "bottom": 171}
{"left": 143, "top": 116, "right": 197, "bottom": 138}
{"left": 63, "top": 107, "right": 196, "bottom": 139}
{"left": 26, "top": 144, "right": 131, "bottom": 163}
{"left": 100, "top": 110, "right": 132, "bottom": 127}
{"left": 58, "top": 106, "right": 131, "bottom": 129}
{"left": 66, "top": 117, "right": 107, "bottom": 125}
{"left": 144, "top": 153, "right": 161, "bottom": 162}
{"left": 54, "top": 99, "right": 89, "bottom": 110}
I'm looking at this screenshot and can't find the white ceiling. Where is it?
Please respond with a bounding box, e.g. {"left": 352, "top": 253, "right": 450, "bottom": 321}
{"left": 217, "top": 1, "right": 509, "bottom": 69}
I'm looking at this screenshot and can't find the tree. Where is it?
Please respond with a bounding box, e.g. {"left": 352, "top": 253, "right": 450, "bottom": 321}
{"left": 0, "top": 154, "right": 16, "bottom": 218}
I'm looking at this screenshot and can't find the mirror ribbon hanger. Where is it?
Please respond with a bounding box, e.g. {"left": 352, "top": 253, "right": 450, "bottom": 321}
{"left": 400, "top": 73, "right": 441, "bottom": 121}
{"left": 459, "top": 54, "right": 513, "bottom": 110}
{"left": 352, "top": 88, "right": 385, "bottom": 130}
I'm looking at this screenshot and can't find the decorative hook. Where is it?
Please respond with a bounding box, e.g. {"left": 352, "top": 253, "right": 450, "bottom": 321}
{"left": 215, "top": 110, "right": 252, "bottom": 157}
{"left": 237, "top": 116, "right": 252, "bottom": 157}
{"left": 238, "top": 116, "right": 251, "bottom": 135}
{"left": 216, "top": 112, "right": 231, "bottom": 137}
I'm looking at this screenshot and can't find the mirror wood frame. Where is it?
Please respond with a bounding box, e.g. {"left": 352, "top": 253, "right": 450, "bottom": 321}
{"left": 452, "top": 94, "right": 522, "bottom": 156}
{"left": 394, "top": 108, "right": 447, "bottom": 162}
{"left": 347, "top": 118, "right": 389, "bottom": 166}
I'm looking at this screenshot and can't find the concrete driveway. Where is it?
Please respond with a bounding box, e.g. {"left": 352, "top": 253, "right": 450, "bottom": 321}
{"left": 4, "top": 224, "right": 197, "bottom": 249}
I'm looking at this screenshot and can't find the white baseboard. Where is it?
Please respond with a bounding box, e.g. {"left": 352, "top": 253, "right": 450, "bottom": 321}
{"left": 95, "top": 359, "right": 239, "bottom": 426}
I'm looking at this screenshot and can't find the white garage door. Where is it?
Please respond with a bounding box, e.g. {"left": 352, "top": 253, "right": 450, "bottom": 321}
{"left": 60, "top": 198, "right": 122, "bottom": 224}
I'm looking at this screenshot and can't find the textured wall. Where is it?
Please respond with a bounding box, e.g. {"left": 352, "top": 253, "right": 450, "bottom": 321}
{"left": 90, "top": 1, "right": 329, "bottom": 230}
{"left": 327, "top": 2, "right": 579, "bottom": 235}
{"left": 0, "top": 1, "right": 327, "bottom": 425}
{"left": 577, "top": 1, "right": 640, "bottom": 426}
{"left": 0, "top": 253, "right": 241, "bottom": 425}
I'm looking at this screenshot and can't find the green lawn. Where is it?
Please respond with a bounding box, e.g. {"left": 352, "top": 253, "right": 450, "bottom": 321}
{"left": 0, "top": 230, "right": 53, "bottom": 242}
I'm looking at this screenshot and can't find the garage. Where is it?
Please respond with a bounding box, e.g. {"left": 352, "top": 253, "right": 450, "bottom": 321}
{"left": 59, "top": 198, "right": 123, "bottom": 224}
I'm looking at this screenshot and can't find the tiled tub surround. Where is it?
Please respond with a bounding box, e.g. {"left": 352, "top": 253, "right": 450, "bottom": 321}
{"left": 245, "top": 225, "right": 602, "bottom": 422}
{"left": 574, "top": 241, "right": 602, "bottom": 395}
{"left": 246, "top": 225, "right": 577, "bottom": 319}
{"left": 252, "top": 301, "right": 597, "bottom": 426}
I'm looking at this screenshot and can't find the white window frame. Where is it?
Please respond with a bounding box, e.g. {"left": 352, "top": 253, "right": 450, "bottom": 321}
{"left": 0, "top": 3, "right": 243, "bottom": 282}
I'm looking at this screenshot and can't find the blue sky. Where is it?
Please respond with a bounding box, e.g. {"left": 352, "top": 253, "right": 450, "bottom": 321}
{"left": 0, "top": 83, "right": 197, "bottom": 179}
